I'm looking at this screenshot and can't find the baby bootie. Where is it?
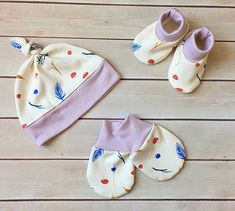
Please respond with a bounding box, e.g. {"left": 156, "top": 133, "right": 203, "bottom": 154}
{"left": 132, "top": 8, "right": 189, "bottom": 65}
{"left": 168, "top": 27, "right": 214, "bottom": 93}
{"left": 87, "top": 114, "right": 153, "bottom": 199}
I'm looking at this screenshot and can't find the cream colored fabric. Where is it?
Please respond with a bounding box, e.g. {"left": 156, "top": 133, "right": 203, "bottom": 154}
{"left": 11, "top": 37, "right": 103, "bottom": 127}
{"left": 132, "top": 22, "right": 188, "bottom": 65}
{"left": 130, "top": 124, "right": 186, "bottom": 181}
{"left": 87, "top": 147, "right": 135, "bottom": 199}
{"left": 168, "top": 40, "right": 208, "bottom": 93}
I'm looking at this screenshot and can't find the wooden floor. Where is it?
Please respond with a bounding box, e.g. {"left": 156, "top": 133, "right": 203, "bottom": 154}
{"left": 1, "top": 0, "right": 235, "bottom": 210}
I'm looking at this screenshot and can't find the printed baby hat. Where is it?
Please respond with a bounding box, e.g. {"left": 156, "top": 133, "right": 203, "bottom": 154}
{"left": 132, "top": 8, "right": 189, "bottom": 65}
{"left": 87, "top": 114, "right": 186, "bottom": 198}
{"left": 168, "top": 27, "right": 214, "bottom": 93}
{"left": 11, "top": 37, "right": 120, "bottom": 145}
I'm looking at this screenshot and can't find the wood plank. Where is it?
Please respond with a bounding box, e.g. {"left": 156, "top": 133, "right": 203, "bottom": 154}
{"left": 0, "top": 3, "right": 234, "bottom": 40}
{"left": 0, "top": 160, "right": 234, "bottom": 199}
{"left": 1, "top": 0, "right": 235, "bottom": 7}
{"left": 5, "top": 37, "right": 235, "bottom": 80}
{"left": 1, "top": 201, "right": 235, "bottom": 211}
{"left": 1, "top": 79, "right": 235, "bottom": 119}
{"left": 1, "top": 119, "right": 235, "bottom": 160}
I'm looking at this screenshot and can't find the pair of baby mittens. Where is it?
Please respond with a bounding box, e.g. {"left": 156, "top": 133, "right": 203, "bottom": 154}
{"left": 87, "top": 114, "right": 186, "bottom": 198}
{"left": 132, "top": 8, "right": 214, "bottom": 93}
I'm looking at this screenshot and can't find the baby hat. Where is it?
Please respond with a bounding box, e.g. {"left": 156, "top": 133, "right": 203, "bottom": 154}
{"left": 10, "top": 37, "right": 120, "bottom": 145}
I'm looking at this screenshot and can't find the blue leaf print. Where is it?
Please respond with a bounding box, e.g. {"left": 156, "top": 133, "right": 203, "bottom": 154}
{"left": 92, "top": 148, "right": 104, "bottom": 162}
{"left": 176, "top": 143, "right": 186, "bottom": 160}
{"left": 152, "top": 167, "right": 171, "bottom": 173}
{"left": 132, "top": 43, "right": 141, "bottom": 52}
{"left": 55, "top": 82, "right": 66, "bottom": 101}
{"left": 10, "top": 41, "right": 22, "bottom": 50}
{"left": 28, "top": 101, "right": 45, "bottom": 109}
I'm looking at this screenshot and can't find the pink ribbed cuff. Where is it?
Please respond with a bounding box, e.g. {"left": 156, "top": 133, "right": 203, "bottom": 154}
{"left": 95, "top": 114, "right": 153, "bottom": 153}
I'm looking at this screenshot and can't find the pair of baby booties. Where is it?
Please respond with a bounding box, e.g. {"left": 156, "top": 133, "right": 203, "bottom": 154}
{"left": 133, "top": 8, "right": 214, "bottom": 93}
{"left": 10, "top": 7, "right": 214, "bottom": 199}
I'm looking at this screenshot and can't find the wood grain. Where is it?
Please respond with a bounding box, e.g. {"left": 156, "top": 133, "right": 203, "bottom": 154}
{"left": 1, "top": 201, "right": 235, "bottom": 211}
{"left": 0, "top": 119, "right": 234, "bottom": 160}
{"left": 0, "top": 160, "right": 234, "bottom": 199}
{"left": 0, "top": 0, "right": 235, "bottom": 208}
{"left": 1, "top": 79, "right": 235, "bottom": 119}
{"left": 1, "top": 0, "right": 235, "bottom": 7}
{"left": 0, "top": 3, "right": 234, "bottom": 40}
{"left": 4, "top": 38, "right": 234, "bottom": 80}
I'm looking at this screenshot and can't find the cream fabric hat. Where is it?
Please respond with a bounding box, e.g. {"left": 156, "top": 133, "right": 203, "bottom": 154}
{"left": 11, "top": 37, "right": 120, "bottom": 145}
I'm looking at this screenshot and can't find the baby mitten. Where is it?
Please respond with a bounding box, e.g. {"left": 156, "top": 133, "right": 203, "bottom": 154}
{"left": 130, "top": 124, "right": 186, "bottom": 181}
{"left": 87, "top": 114, "right": 153, "bottom": 198}
{"left": 10, "top": 37, "right": 120, "bottom": 145}
{"left": 87, "top": 114, "right": 186, "bottom": 198}
{"left": 132, "top": 8, "right": 189, "bottom": 65}
{"left": 168, "top": 27, "right": 214, "bottom": 93}
{"left": 87, "top": 147, "right": 134, "bottom": 199}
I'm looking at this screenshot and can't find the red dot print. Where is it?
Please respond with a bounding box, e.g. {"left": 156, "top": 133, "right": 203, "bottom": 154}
{"left": 16, "top": 94, "right": 21, "bottom": 99}
{"left": 101, "top": 178, "right": 109, "bottom": 184}
{"left": 21, "top": 123, "right": 27, "bottom": 129}
{"left": 67, "top": 50, "right": 72, "bottom": 55}
{"left": 195, "top": 63, "right": 200, "bottom": 67}
{"left": 176, "top": 88, "right": 183, "bottom": 92}
{"left": 172, "top": 74, "right": 179, "bottom": 80}
{"left": 148, "top": 59, "right": 155, "bottom": 64}
{"left": 131, "top": 170, "right": 135, "bottom": 175}
{"left": 70, "top": 72, "right": 77, "bottom": 78}
{"left": 152, "top": 137, "right": 159, "bottom": 144}
{"left": 83, "top": 72, "right": 89, "bottom": 79}
{"left": 138, "top": 164, "right": 143, "bottom": 169}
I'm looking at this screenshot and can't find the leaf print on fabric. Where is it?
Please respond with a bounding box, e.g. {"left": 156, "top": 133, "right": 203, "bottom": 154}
{"left": 123, "top": 187, "right": 131, "bottom": 193}
{"left": 28, "top": 101, "right": 45, "bottom": 109}
{"left": 30, "top": 43, "right": 41, "bottom": 51}
{"left": 132, "top": 43, "right": 141, "bottom": 52}
{"left": 176, "top": 143, "right": 186, "bottom": 160}
{"left": 36, "top": 53, "right": 48, "bottom": 65}
{"left": 55, "top": 82, "right": 66, "bottom": 101}
{"left": 92, "top": 148, "right": 104, "bottom": 162}
{"left": 152, "top": 167, "right": 171, "bottom": 173}
{"left": 51, "top": 60, "right": 62, "bottom": 75}
{"left": 10, "top": 41, "right": 22, "bottom": 50}
{"left": 16, "top": 75, "right": 25, "bottom": 80}
{"left": 117, "top": 151, "right": 125, "bottom": 164}
{"left": 82, "top": 52, "right": 96, "bottom": 56}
